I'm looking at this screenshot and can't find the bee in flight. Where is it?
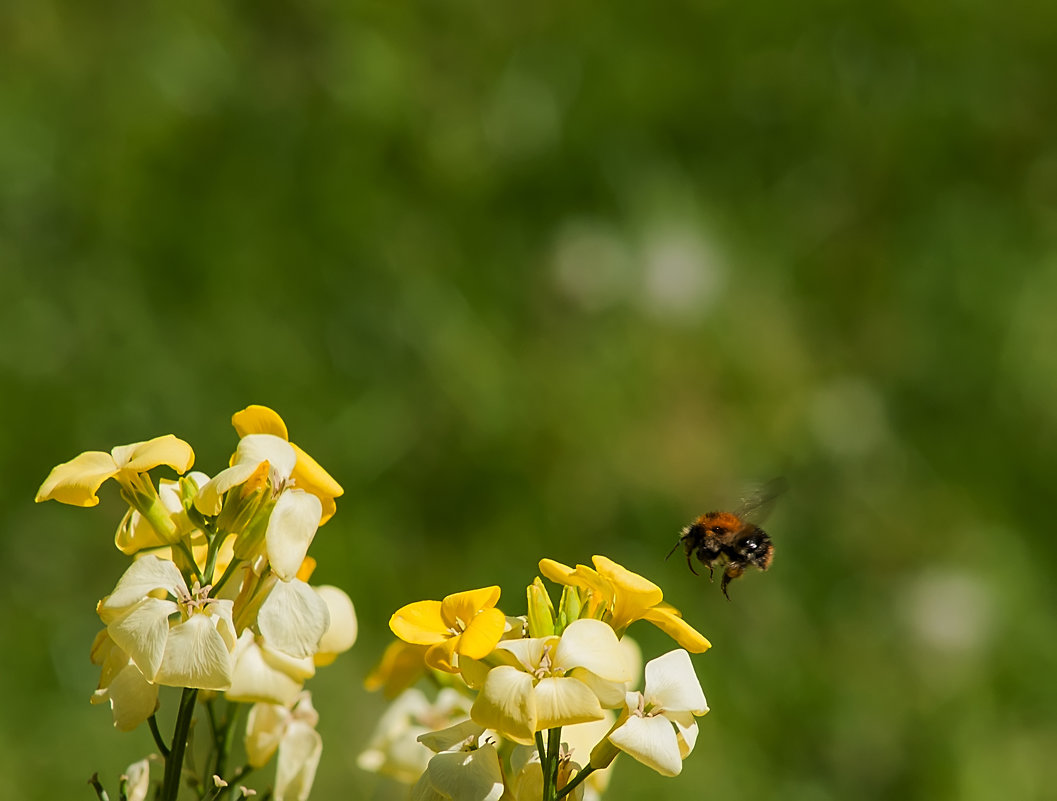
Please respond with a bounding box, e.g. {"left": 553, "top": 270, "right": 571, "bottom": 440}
{"left": 666, "top": 478, "right": 786, "bottom": 599}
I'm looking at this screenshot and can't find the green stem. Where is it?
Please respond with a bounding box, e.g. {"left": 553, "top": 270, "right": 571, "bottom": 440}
{"left": 555, "top": 765, "right": 596, "bottom": 800}
{"left": 535, "top": 731, "right": 550, "bottom": 800}
{"left": 211, "top": 556, "right": 244, "bottom": 596}
{"left": 88, "top": 773, "right": 110, "bottom": 801}
{"left": 161, "top": 687, "right": 198, "bottom": 801}
{"left": 547, "top": 727, "right": 562, "bottom": 800}
{"left": 148, "top": 714, "right": 171, "bottom": 757}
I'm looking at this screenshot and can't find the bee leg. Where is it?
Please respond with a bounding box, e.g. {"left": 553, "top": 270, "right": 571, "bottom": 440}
{"left": 685, "top": 551, "right": 699, "bottom": 576}
{"left": 721, "top": 563, "right": 744, "bottom": 601}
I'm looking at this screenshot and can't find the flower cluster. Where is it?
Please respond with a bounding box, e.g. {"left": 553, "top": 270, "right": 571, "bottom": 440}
{"left": 37, "top": 405, "right": 357, "bottom": 801}
{"left": 362, "top": 555, "right": 710, "bottom": 800}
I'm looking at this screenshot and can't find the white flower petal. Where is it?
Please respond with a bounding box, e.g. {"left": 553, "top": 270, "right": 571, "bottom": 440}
{"left": 103, "top": 556, "right": 187, "bottom": 609}
{"left": 155, "top": 612, "right": 234, "bottom": 690}
{"left": 107, "top": 597, "right": 178, "bottom": 680}
{"left": 194, "top": 462, "right": 261, "bottom": 515}
{"left": 426, "top": 744, "right": 505, "bottom": 801}
{"left": 608, "top": 714, "right": 683, "bottom": 777}
{"left": 226, "top": 632, "right": 304, "bottom": 706}
{"left": 274, "top": 720, "right": 322, "bottom": 801}
{"left": 235, "top": 434, "right": 298, "bottom": 478}
{"left": 643, "top": 650, "right": 707, "bottom": 715}
{"left": 534, "top": 677, "right": 605, "bottom": 731}
{"left": 471, "top": 666, "right": 537, "bottom": 745}
{"left": 123, "top": 759, "right": 152, "bottom": 801}
{"left": 314, "top": 585, "right": 357, "bottom": 663}
{"left": 554, "top": 620, "right": 632, "bottom": 683}
{"left": 258, "top": 579, "right": 330, "bottom": 659}
{"left": 672, "top": 713, "right": 699, "bottom": 759}
{"left": 266, "top": 490, "right": 322, "bottom": 581}
{"left": 93, "top": 659, "right": 159, "bottom": 732}
{"left": 246, "top": 702, "right": 288, "bottom": 767}
{"left": 417, "top": 720, "right": 485, "bottom": 754}
{"left": 495, "top": 636, "right": 552, "bottom": 672}
{"left": 568, "top": 668, "right": 627, "bottom": 709}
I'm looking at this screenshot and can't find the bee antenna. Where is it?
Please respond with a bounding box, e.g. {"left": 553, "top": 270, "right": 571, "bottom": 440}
{"left": 665, "top": 541, "right": 681, "bottom": 560}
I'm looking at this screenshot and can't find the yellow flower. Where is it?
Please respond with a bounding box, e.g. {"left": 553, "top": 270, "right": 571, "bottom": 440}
{"left": 390, "top": 587, "right": 506, "bottom": 673}
{"left": 539, "top": 555, "right": 710, "bottom": 653}
{"left": 231, "top": 405, "right": 343, "bottom": 525}
{"left": 365, "top": 640, "right": 430, "bottom": 698}
{"left": 36, "top": 435, "right": 194, "bottom": 508}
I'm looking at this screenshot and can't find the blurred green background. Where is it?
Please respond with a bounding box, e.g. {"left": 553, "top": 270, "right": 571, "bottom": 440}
{"left": 3, "top": 1, "right": 1056, "bottom": 799}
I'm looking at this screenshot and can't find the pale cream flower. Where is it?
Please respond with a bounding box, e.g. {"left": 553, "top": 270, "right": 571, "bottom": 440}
{"left": 246, "top": 692, "right": 322, "bottom": 801}
{"left": 410, "top": 721, "right": 506, "bottom": 801}
{"left": 89, "top": 629, "right": 159, "bottom": 731}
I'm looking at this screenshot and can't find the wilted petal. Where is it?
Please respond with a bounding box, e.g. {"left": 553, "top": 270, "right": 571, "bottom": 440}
{"left": 427, "top": 745, "right": 505, "bottom": 801}
{"left": 608, "top": 713, "right": 682, "bottom": 777}
{"left": 554, "top": 619, "right": 631, "bottom": 683}
{"left": 274, "top": 719, "right": 322, "bottom": 801}
{"left": 641, "top": 605, "right": 711, "bottom": 654}
{"left": 471, "top": 666, "right": 536, "bottom": 745}
{"left": 314, "top": 585, "right": 358, "bottom": 665}
{"left": 258, "top": 579, "right": 330, "bottom": 659}
{"left": 672, "top": 713, "right": 699, "bottom": 758}
{"left": 643, "top": 650, "right": 708, "bottom": 715}
{"left": 534, "top": 676, "right": 605, "bottom": 730}
{"left": 266, "top": 490, "right": 322, "bottom": 581}
{"left": 155, "top": 612, "right": 234, "bottom": 690}
{"left": 35, "top": 451, "right": 118, "bottom": 507}
{"left": 391, "top": 601, "right": 448, "bottom": 645}
{"left": 117, "top": 435, "right": 195, "bottom": 474}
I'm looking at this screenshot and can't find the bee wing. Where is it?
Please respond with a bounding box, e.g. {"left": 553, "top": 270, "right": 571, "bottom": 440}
{"left": 734, "top": 477, "right": 787, "bottom": 525}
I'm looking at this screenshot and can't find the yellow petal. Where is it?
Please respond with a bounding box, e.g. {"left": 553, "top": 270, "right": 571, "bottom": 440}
{"left": 390, "top": 600, "right": 448, "bottom": 645}
{"left": 232, "top": 405, "right": 290, "bottom": 439}
{"left": 641, "top": 605, "right": 711, "bottom": 653}
{"left": 116, "top": 435, "right": 195, "bottom": 474}
{"left": 440, "top": 587, "right": 501, "bottom": 630}
{"left": 290, "top": 443, "right": 343, "bottom": 500}
{"left": 364, "top": 640, "right": 428, "bottom": 697}
{"left": 36, "top": 451, "right": 118, "bottom": 506}
{"left": 425, "top": 637, "right": 460, "bottom": 673}
{"left": 591, "top": 555, "right": 663, "bottom": 631}
{"left": 457, "top": 607, "right": 506, "bottom": 660}
{"left": 538, "top": 558, "right": 576, "bottom": 585}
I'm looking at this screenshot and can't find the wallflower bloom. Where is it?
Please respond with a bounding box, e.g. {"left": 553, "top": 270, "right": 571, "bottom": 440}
{"left": 225, "top": 631, "right": 315, "bottom": 706}
{"left": 97, "top": 556, "right": 237, "bottom": 690}
{"left": 539, "top": 555, "right": 710, "bottom": 653}
{"left": 391, "top": 587, "right": 507, "bottom": 673}
{"left": 36, "top": 435, "right": 194, "bottom": 508}
{"left": 246, "top": 692, "right": 322, "bottom": 801}
{"left": 358, "top": 688, "right": 474, "bottom": 783}
{"left": 89, "top": 630, "right": 159, "bottom": 731}
{"left": 231, "top": 405, "right": 344, "bottom": 525}
{"left": 470, "top": 618, "right": 633, "bottom": 745}
{"left": 410, "top": 721, "right": 505, "bottom": 801}
{"left": 365, "top": 640, "right": 430, "bottom": 698}
{"left": 599, "top": 649, "right": 708, "bottom": 777}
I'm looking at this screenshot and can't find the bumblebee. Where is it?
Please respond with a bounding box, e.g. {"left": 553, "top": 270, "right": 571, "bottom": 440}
{"left": 666, "top": 478, "right": 786, "bottom": 599}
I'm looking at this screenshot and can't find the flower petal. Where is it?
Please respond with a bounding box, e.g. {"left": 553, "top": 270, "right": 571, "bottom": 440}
{"left": 232, "top": 405, "right": 290, "bottom": 439}
{"left": 643, "top": 649, "right": 708, "bottom": 715}
{"left": 554, "top": 619, "right": 632, "bottom": 683}
{"left": 591, "top": 555, "right": 663, "bottom": 631}
{"left": 193, "top": 462, "right": 262, "bottom": 515}
{"left": 35, "top": 451, "right": 118, "bottom": 506}
{"left": 457, "top": 607, "right": 506, "bottom": 660}
{"left": 534, "top": 677, "right": 606, "bottom": 731}
{"left": 235, "top": 434, "right": 297, "bottom": 478}
{"left": 102, "top": 556, "right": 187, "bottom": 610}
{"left": 440, "top": 587, "right": 501, "bottom": 630}
{"left": 155, "top": 611, "right": 234, "bottom": 690}
{"left": 117, "top": 435, "right": 195, "bottom": 474}
{"left": 92, "top": 659, "right": 159, "bottom": 732}
{"left": 258, "top": 579, "right": 330, "bottom": 659}
{"left": 425, "top": 637, "right": 460, "bottom": 673}
{"left": 471, "top": 666, "right": 537, "bottom": 745}
{"left": 391, "top": 601, "right": 448, "bottom": 645}
{"left": 313, "top": 585, "right": 358, "bottom": 665}
{"left": 608, "top": 713, "right": 683, "bottom": 777}
{"left": 290, "top": 442, "right": 343, "bottom": 523}
{"left": 266, "top": 490, "right": 322, "bottom": 581}
{"left": 246, "top": 702, "right": 287, "bottom": 767}
{"left": 226, "top": 632, "right": 306, "bottom": 706}
{"left": 274, "top": 719, "right": 323, "bottom": 801}
{"left": 426, "top": 745, "right": 505, "bottom": 801}
{"left": 106, "top": 597, "right": 178, "bottom": 680}
{"left": 641, "top": 604, "right": 711, "bottom": 653}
